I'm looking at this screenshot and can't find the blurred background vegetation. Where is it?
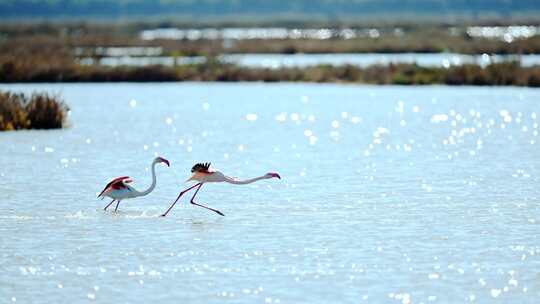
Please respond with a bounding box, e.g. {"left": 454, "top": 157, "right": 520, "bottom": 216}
{"left": 0, "top": 0, "right": 540, "bottom": 86}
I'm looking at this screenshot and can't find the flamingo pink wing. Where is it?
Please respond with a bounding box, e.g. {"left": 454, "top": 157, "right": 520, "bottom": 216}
{"left": 98, "top": 176, "right": 130, "bottom": 197}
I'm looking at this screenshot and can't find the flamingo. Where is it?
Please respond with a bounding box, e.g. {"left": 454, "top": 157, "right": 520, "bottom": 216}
{"left": 98, "top": 156, "right": 170, "bottom": 212}
{"left": 161, "top": 162, "right": 280, "bottom": 217}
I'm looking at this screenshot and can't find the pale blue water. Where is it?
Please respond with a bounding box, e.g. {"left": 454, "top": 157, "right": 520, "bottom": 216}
{"left": 80, "top": 53, "right": 540, "bottom": 68}
{"left": 1, "top": 83, "right": 539, "bottom": 303}
{"left": 221, "top": 53, "right": 540, "bottom": 68}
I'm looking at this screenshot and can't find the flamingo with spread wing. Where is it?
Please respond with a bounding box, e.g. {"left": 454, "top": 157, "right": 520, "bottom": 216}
{"left": 98, "top": 157, "right": 170, "bottom": 212}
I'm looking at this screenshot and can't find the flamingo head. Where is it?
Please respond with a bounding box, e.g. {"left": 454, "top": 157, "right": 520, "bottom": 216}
{"left": 155, "top": 156, "right": 170, "bottom": 167}
{"left": 265, "top": 172, "right": 281, "bottom": 179}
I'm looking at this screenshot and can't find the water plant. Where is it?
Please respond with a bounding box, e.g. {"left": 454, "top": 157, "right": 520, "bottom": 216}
{"left": 0, "top": 91, "right": 69, "bottom": 131}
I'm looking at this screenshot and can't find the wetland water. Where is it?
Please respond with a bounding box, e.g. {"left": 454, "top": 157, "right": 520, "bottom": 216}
{"left": 79, "top": 53, "right": 540, "bottom": 68}
{"left": 0, "top": 83, "right": 539, "bottom": 303}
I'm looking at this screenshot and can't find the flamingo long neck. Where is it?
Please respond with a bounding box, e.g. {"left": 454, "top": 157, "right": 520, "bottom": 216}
{"left": 224, "top": 175, "right": 267, "bottom": 185}
{"left": 134, "top": 161, "right": 157, "bottom": 197}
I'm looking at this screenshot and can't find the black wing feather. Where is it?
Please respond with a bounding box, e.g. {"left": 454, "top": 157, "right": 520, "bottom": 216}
{"left": 191, "top": 162, "right": 211, "bottom": 173}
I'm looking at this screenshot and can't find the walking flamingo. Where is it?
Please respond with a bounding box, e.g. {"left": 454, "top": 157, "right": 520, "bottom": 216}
{"left": 161, "top": 162, "right": 280, "bottom": 217}
{"left": 98, "top": 157, "right": 170, "bottom": 212}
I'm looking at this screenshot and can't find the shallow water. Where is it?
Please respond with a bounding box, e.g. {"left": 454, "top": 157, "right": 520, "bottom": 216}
{"left": 221, "top": 53, "right": 540, "bottom": 68}
{"left": 80, "top": 53, "right": 540, "bottom": 68}
{"left": 1, "top": 83, "right": 539, "bottom": 303}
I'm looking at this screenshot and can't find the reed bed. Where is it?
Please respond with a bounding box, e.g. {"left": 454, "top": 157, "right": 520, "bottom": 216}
{"left": 0, "top": 91, "right": 69, "bottom": 131}
{"left": 2, "top": 54, "right": 540, "bottom": 86}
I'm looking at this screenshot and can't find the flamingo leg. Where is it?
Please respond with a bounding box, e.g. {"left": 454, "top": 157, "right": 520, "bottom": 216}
{"left": 190, "top": 184, "right": 225, "bottom": 216}
{"left": 161, "top": 183, "right": 202, "bottom": 217}
{"left": 104, "top": 199, "right": 115, "bottom": 211}
{"left": 114, "top": 201, "right": 121, "bottom": 212}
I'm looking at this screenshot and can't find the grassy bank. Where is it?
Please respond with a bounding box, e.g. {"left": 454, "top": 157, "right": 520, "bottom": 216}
{"left": 0, "top": 91, "right": 69, "bottom": 131}
{"left": 1, "top": 57, "right": 540, "bottom": 87}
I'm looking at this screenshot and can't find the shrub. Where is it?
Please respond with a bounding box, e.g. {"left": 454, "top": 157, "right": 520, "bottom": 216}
{"left": 0, "top": 91, "right": 69, "bottom": 131}
{"left": 0, "top": 91, "right": 29, "bottom": 130}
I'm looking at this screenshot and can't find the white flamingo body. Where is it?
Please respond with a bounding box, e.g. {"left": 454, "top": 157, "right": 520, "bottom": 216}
{"left": 99, "top": 157, "right": 170, "bottom": 212}
{"left": 187, "top": 171, "right": 227, "bottom": 183}
{"left": 187, "top": 171, "right": 277, "bottom": 184}
{"left": 104, "top": 186, "right": 135, "bottom": 200}
{"left": 161, "top": 162, "right": 280, "bottom": 217}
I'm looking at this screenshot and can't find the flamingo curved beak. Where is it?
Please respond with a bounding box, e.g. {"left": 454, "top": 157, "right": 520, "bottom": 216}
{"left": 159, "top": 158, "right": 170, "bottom": 167}
{"left": 269, "top": 173, "right": 281, "bottom": 179}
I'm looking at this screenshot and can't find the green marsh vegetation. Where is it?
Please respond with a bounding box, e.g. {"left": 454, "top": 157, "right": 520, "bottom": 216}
{"left": 1, "top": 22, "right": 540, "bottom": 86}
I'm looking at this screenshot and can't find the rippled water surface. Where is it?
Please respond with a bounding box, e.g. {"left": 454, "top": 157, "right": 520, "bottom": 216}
{"left": 1, "top": 83, "right": 539, "bottom": 303}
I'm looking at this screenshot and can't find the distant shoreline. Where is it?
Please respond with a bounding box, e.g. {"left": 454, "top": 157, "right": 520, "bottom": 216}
{"left": 2, "top": 22, "right": 540, "bottom": 87}
{"left": 3, "top": 22, "right": 540, "bottom": 55}
{"left": 1, "top": 62, "right": 539, "bottom": 87}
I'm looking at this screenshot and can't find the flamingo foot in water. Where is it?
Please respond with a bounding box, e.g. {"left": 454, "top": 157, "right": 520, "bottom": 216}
{"left": 104, "top": 199, "right": 115, "bottom": 211}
